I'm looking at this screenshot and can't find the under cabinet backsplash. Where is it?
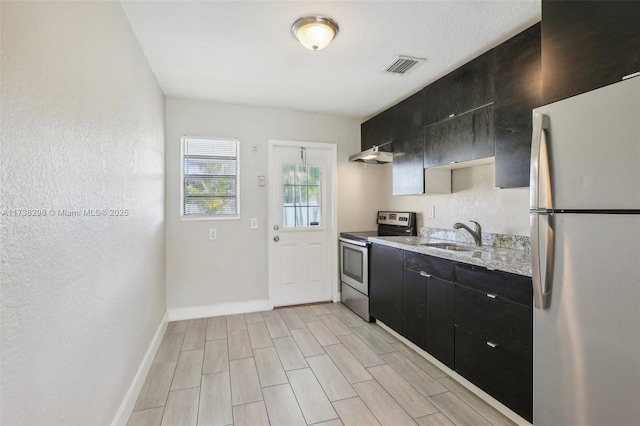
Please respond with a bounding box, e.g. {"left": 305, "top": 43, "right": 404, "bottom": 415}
{"left": 419, "top": 227, "right": 531, "bottom": 251}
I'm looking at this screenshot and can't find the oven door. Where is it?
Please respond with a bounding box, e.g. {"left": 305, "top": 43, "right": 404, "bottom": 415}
{"left": 339, "top": 238, "right": 369, "bottom": 295}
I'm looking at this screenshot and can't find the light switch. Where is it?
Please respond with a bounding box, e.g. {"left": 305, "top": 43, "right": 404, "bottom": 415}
{"left": 251, "top": 218, "right": 258, "bottom": 229}
{"left": 428, "top": 206, "right": 435, "bottom": 218}
{"left": 209, "top": 228, "right": 217, "bottom": 240}
{"left": 258, "top": 176, "right": 265, "bottom": 187}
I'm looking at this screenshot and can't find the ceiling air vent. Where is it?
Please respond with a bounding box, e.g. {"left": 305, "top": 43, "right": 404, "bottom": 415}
{"left": 383, "top": 55, "right": 425, "bottom": 75}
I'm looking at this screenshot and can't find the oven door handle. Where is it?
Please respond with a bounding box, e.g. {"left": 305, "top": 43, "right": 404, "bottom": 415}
{"left": 339, "top": 237, "right": 370, "bottom": 247}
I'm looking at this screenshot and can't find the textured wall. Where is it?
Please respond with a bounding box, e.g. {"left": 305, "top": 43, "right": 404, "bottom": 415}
{"left": 381, "top": 163, "right": 530, "bottom": 236}
{"left": 0, "top": 2, "right": 165, "bottom": 424}
{"left": 165, "top": 98, "right": 383, "bottom": 310}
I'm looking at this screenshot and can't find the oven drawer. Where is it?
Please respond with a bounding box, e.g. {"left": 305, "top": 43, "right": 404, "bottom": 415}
{"left": 341, "top": 282, "right": 370, "bottom": 322}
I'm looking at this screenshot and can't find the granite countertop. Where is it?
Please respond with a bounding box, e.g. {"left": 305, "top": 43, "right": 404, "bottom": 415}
{"left": 368, "top": 236, "right": 532, "bottom": 277}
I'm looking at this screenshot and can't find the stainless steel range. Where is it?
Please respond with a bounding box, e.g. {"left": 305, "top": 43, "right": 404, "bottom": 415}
{"left": 339, "top": 211, "right": 417, "bottom": 321}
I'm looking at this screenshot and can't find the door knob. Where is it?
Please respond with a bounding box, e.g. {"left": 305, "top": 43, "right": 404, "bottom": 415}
{"left": 273, "top": 236, "right": 280, "bottom": 242}
{"left": 273, "top": 225, "right": 279, "bottom": 231}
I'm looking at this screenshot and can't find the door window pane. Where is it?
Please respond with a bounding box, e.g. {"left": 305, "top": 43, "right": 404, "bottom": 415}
{"left": 282, "top": 164, "right": 322, "bottom": 228}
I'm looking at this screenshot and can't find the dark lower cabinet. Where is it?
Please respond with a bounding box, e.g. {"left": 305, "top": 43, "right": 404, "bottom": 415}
{"left": 371, "top": 245, "right": 533, "bottom": 421}
{"left": 455, "top": 265, "right": 533, "bottom": 422}
{"left": 455, "top": 285, "right": 532, "bottom": 359}
{"left": 402, "top": 269, "right": 426, "bottom": 349}
{"left": 455, "top": 330, "right": 533, "bottom": 422}
{"left": 403, "top": 252, "right": 455, "bottom": 367}
{"left": 369, "top": 244, "right": 403, "bottom": 332}
{"left": 426, "top": 276, "right": 454, "bottom": 369}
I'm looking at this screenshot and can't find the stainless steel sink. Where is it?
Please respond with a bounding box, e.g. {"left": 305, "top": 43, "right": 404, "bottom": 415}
{"left": 420, "top": 242, "right": 476, "bottom": 252}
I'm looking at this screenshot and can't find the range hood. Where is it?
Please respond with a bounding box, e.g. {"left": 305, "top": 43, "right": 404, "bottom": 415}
{"left": 348, "top": 142, "right": 393, "bottom": 164}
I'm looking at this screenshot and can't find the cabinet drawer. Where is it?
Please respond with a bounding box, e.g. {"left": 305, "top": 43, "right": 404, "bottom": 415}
{"left": 404, "top": 251, "right": 455, "bottom": 281}
{"left": 455, "top": 264, "right": 532, "bottom": 307}
{"left": 455, "top": 330, "right": 533, "bottom": 422}
{"left": 455, "top": 285, "right": 532, "bottom": 360}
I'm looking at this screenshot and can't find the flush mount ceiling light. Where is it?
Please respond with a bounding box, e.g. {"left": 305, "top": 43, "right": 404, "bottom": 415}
{"left": 291, "top": 16, "right": 339, "bottom": 51}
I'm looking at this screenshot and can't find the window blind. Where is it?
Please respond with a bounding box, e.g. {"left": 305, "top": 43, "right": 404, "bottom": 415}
{"left": 181, "top": 137, "right": 239, "bottom": 218}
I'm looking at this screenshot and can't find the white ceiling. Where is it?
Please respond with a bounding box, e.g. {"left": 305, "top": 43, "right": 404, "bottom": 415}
{"left": 121, "top": 0, "right": 540, "bottom": 120}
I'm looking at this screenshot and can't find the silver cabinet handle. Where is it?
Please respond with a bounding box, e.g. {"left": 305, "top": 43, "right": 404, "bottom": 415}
{"left": 273, "top": 236, "right": 280, "bottom": 242}
{"left": 419, "top": 271, "right": 431, "bottom": 278}
{"left": 486, "top": 293, "right": 498, "bottom": 299}
{"left": 486, "top": 342, "right": 498, "bottom": 349}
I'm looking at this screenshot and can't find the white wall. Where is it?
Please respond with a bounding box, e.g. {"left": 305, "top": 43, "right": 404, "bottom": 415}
{"left": 0, "top": 2, "right": 165, "bottom": 425}
{"left": 165, "top": 98, "right": 385, "bottom": 311}
{"left": 380, "top": 163, "right": 530, "bottom": 236}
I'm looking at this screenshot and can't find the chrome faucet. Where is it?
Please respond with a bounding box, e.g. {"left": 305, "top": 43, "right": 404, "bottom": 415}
{"left": 453, "top": 220, "right": 482, "bottom": 247}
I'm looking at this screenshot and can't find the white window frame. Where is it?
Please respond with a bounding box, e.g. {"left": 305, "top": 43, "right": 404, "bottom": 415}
{"left": 180, "top": 136, "right": 240, "bottom": 221}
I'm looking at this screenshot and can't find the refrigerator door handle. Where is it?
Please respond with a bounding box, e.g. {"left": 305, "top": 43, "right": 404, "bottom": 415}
{"left": 532, "top": 213, "right": 555, "bottom": 310}
{"left": 530, "top": 113, "right": 551, "bottom": 210}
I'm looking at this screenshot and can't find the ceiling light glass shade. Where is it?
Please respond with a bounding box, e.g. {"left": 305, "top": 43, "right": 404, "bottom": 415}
{"left": 291, "top": 16, "right": 339, "bottom": 51}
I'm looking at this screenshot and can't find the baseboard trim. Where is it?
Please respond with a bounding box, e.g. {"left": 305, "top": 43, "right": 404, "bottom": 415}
{"left": 111, "top": 310, "right": 169, "bottom": 426}
{"left": 167, "top": 299, "right": 270, "bottom": 321}
{"left": 375, "top": 320, "right": 532, "bottom": 426}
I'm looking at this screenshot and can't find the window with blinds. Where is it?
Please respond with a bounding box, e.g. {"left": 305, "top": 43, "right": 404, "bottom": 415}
{"left": 181, "top": 137, "right": 239, "bottom": 219}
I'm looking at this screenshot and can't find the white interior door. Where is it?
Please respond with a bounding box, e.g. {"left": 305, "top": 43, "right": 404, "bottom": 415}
{"left": 268, "top": 140, "right": 337, "bottom": 307}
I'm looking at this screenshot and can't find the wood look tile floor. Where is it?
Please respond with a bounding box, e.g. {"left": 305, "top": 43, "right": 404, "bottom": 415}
{"left": 129, "top": 303, "right": 517, "bottom": 426}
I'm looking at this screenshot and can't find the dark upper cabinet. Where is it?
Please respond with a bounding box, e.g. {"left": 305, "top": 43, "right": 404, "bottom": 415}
{"left": 423, "top": 51, "right": 495, "bottom": 125}
{"left": 422, "top": 51, "right": 495, "bottom": 169}
{"left": 542, "top": 1, "right": 640, "bottom": 105}
{"left": 369, "top": 244, "right": 404, "bottom": 332}
{"left": 392, "top": 91, "right": 424, "bottom": 195}
{"left": 361, "top": 108, "right": 393, "bottom": 152}
{"left": 423, "top": 105, "right": 494, "bottom": 168}
{"left": 494, "top": 23, "right": 541, "bottom": 188}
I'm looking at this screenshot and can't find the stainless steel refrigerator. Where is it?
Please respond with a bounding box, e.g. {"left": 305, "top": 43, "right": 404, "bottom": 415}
{"left": 530, "top": 76, "right": 640, "bottom": 425}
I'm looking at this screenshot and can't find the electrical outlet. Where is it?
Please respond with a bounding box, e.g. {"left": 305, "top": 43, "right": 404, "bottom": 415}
{"left": 209, "top": 228, "right": 217, "bottom": 240}
{"left": 252, "top": 144, "right": 258, "bottom": 154}
{"left": 258, "top": 176, "right": 265, "bottom": 187}
{"left": 428, "top": 206, "right": 435, "bottom": 218}
{"left": 251, "top": 218, "right": 258, "bottom": 229}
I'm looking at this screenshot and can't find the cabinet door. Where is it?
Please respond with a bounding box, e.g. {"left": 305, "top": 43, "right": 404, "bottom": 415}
{"left": 542, "top": 1, "right": 640, "bottom": 105}
{"left": 494, "top": 23, "right": 541, "bottom": 188}
{"left": 361, "top": 108, "right": 393, "bottom": 152}
{"left": 455, "top": 330, "right": 533, "bottom": 422}
{"left": 426, "top": 276, "right": 454, "bottom": 369}
{"left": 423, "top": 50, "right": 495, "bottom": 125}
{"left": 392, "top": 91, "right": 424, "bottom": 195}
{"left": 455, "top": 285, "right": 532, "bottom": 360}
{"left": 402, "top": 269, "right": 426, "bottom": 349}
{"left": 369, "top": 244, "right": 403, "bottom": 332}
{"left": 423, "top": 105, "right": 494, "bottom": 168}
